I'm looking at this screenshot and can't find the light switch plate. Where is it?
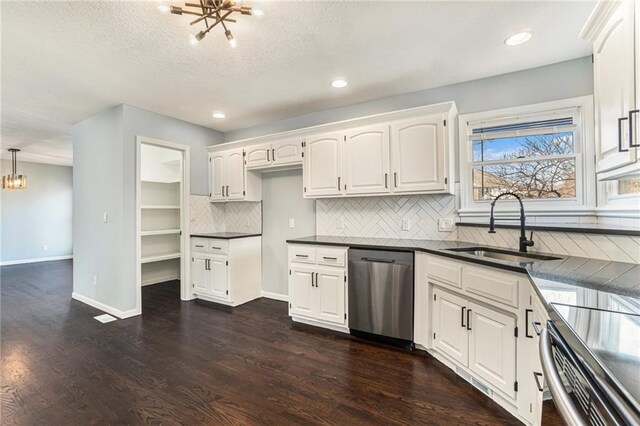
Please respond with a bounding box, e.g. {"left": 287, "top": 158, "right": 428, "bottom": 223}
{"left": 103, "top": 212, "right": 108, "bottom": 223}
{"left": 288, "top": 218, "right": 295, "bottom": 228}
{"left": 438, "top": 218, "right": 454, "bottom": 232}
{"left": 402, "top": 218, "right": 410, "bottom": 231}
{"left": 337, "top": 217, "right": 345, "bottom": 229}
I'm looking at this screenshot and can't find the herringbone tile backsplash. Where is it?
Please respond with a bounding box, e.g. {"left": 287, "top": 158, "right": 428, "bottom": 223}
{"left": 190, "top": 195, "right": 262, "bottom": 234}
{"left": 316, "top": 194, "right": 457, "bottom": 240}
{"left": 457, "top": 226, "right": 640, "bottom": 264}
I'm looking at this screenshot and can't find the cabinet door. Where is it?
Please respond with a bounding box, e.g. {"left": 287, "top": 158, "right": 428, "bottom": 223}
{"left": 192, "top": 254, "right": 210, "bottom": 295}
{"left": 245, "top": 144, "right": 271, "bottom": 169}
{"left": 390, "top": 115, "right": 446, "bottom": 193}
{"left": 289, "top": 266, "right": 316, "bottom": 318}
{"left": 344, "top": 124, "right": 390, "bottom": 195}
{"left": 210, "top": 255, "right": 229, "bottom": 300}
{"left": 432, "top": 287, "right": 468, "bottom": 366}
{"left": 303, "top": 132, "right": 343, "bottom": 197}
{"left": 272, "top": 139, "right": 303, "bottom": 166}
{"left": 225, "top": 149, "right": 245, "bottom": 200}
{"left": 316, "top": 268, "right": 346, "bottom": 325}
{"left": 468, "top": 302, "right": 517, "bottom": 399}
{"left": 594, "top": 0, "right": 637, "bottom": 173}
{"left": 210, "top": 153, "right": 226, "bottom": 201}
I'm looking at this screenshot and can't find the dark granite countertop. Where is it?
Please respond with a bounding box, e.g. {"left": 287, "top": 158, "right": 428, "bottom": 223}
{"left": 191, "top": 232, "right": 261, "bottom": 240}
{"left": 287, "top": 234, "right": 640, "bottom": 413}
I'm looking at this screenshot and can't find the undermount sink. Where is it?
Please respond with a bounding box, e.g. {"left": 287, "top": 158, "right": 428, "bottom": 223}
{"left": 445, "top": 247, "right": 562, "bottom": 264}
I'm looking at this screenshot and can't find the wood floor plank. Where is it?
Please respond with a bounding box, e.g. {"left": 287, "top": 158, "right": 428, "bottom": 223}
{"left": 1, "top": 260, "right": 562, "bottom": 425}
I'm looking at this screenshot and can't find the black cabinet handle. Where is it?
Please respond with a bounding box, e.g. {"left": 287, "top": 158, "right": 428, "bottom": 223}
{"left": 322, "top": 256, "right": 337, "bottom": 260}
{"left": 311, "top": 272, "right": 314, "bottom": 287}
{"left": 221, "top": 185, "right": 225, "bottom": 197}
{"left": 267, "top": 149, "right": 270, "bottom": 161}
{"left": 272, "top": 148, "right": 275, "bottom": 160}
{"left": 195, "top": 244, "right": 204, "bottom": 248}
{"left": 385, "top": 173, "right": 388, "bottom": 188}
{"left": 211, "top": 246, "right": 222, "bottom": 250}
{"left": 533, "top": 372, "right": 544, "bottom": 392}
{"left": 338, "top": 176, "right": 341, "bottom": 190}
{"left": 532, "top": 321, "right": 542, "bottom": 336}
{"left": 630, "top": 110, "right": 639, "bottom": 148}
{"left": 619, "top": 116, "right": 629, "bottom": 152}
{"left": 466, "top": 309, "right": 472, "bottom": 330}
{"left": 315, "top": 272, "right": 318, "bottom": 287}
{"left": 226, "top": 185, "right": 229, "bottom": 197}
{"left": 394, "top": 172, "right": 398, "bottom": 188}
{"left": 461, "top": 307, "right": 466, "bottom": 328}
{"left": 295, "top": 254, "right": 308, "bottom": 258}
{"left": 525, "top": 309, "right": 533, "bottom": 338}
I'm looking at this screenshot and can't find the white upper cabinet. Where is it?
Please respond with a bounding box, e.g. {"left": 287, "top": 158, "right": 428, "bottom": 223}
{"left": 303, "top": 132, "right": 343, "bottom": 197}
{"left": 225, "top": 149, "right": 245, "bottom": 200}
{"left": 209, "top": 152, "right": 226, "bottom": 201}
{"left": 245, "top": 139, "right": 303, "bottom": 170}
{"left": 344, "top": 124, "right": 390, "bottom": 195}
{"left": 209, "top": 148, "right": 261, "bottom": 202}
{"left": 390, "top": 115, "right": 446, "bottom": 193}
{"left": 245, "top": 143, "right": 271, "bottom": 169}
{"left": 273, "top": 139, "right": 303, "bottom": 166}
{"left": 584, "top": 0, "right": 639, "bottom": 178}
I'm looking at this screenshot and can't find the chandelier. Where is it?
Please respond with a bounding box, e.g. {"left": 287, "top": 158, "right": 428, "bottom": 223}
{"left": 2, "top": 149, "right": 27, "bottom": 190}
{"left": 167, "top": 0, "right": 264, "bottom": 47}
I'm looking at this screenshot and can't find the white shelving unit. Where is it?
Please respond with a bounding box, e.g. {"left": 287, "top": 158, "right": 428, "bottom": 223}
{"left": 139, "top": 144, "right": 184, "bottom": 287}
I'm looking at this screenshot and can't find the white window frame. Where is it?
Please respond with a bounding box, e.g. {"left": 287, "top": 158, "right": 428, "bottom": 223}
{"left": 458, "top": 96, "right": 596, "bottom": 219}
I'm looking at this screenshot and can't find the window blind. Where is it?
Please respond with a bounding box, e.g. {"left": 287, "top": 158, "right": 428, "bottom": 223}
{"left": 471, "top": 117, "right": 573, "bottom": 135}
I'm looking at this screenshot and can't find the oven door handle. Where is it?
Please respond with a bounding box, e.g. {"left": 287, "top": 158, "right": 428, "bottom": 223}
{"left": 540, "top": 326, "right": 587, "bottom": 426}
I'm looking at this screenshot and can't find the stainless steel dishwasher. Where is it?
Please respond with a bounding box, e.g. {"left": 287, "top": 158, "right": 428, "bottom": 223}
{"left": 348, "top": 249, "right": 414, "bottom": 345}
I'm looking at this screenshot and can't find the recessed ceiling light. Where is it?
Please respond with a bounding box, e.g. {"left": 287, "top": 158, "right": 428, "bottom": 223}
{"left": 504, "top": 31, "right": 532, "bottom": 46}
{"left": 331, "top": 79, "right": 348, "bottom": 88}
{"left": 212, "top": 112, "right": 226, "bottom": 119}
{"left": 157, "top": 4, "right": 170, "bottom": 14}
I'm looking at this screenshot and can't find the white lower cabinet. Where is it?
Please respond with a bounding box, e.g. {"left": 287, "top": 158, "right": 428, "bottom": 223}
{"left": 432, "top": 287, "right": 516, "bottom": 398}
{"left": 433, "top": 288, "right": 468, "bottom": 365}
{"left": 468, "top": 302, "right": 517, "bottom": 399}
{"left": 190, "top": 236, "right": 261, "bottom": 307}
{"left": 288, "top": 244, "right": 348, "bottom": 331}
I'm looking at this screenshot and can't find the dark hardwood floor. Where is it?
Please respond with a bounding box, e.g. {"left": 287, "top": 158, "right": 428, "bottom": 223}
{"left": 1, "top": 260, "right": 563, "bottom": 425}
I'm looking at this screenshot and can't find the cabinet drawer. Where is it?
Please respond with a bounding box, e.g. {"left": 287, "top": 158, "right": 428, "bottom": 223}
{"left": 208, "top": 239, "right": 228, "bottom": 255}
{"left": 463, "top": 266, "right": 519, "bottom": 308}
{"left": 191, "top": 238, "right": 209, "bottom": 253}
{"left": 427, "top": 256, "right": 462, "bottom": 289}
{"left": 316, "top": 247, "right": 346, "bottom": 267}
{"left": 289, "top": 245, "right": 316, "bottom": 264}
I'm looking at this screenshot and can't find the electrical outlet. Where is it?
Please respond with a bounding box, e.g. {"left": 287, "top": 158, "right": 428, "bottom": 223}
{"left": 246, "top": 218, "right": 251, "bottom": 229}
{"left": 103, "top": 212, "right": 108, "bottom": 223}
{"left": 93, "top": 275, "right": 98, "bottom": 287}
{"left": 438, "top": 218, "right": 454, "bottom": 232}
{"left": 288, "top": 218, "right": 295, "bottom": 228}
{"left": 42, "top": 244, "right": 48, "bottom": 251}
{"left": 402, "top": 218, "right": 410, "bottom": 231}
{"left": 337, "top": 217, "right": 345, "bottom": 230}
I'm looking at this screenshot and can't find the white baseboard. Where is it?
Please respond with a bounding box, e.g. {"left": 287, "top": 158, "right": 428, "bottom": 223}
{"left": 72, "top": 292, "right": 140, "bottom": 319}
{"left": 261, "top": 291, "right": 288, "bottom": 302}
{"left": 1, "top": 255, "right": 73, "bottom": 266}
{"left": 142, "top": 274, "right": 180, "bottom": 286}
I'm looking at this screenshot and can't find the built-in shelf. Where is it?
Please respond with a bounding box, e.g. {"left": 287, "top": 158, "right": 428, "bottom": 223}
{"left": 141, "top": 229, "right": 181, "bottom": 236}
{"left": 141, "top": 252, "right": 182, "bottom": 264}
{"left": 141, "top": 205, "right": 180, "bottom": 210}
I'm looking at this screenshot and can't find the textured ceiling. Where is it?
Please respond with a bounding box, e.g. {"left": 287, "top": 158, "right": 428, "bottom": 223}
{"left": 1, "top": 1, "right": 595, "bottom": 166}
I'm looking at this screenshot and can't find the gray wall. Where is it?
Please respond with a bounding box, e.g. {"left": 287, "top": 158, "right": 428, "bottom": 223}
{"left": 225, "top": 57, "right": 594, "bottom": 142}
{"left": 73, "top": 104, "right": 224, "bottom": 313}
{"left": 73, "top": 105, "right": 126, "bottom": 309}
{"left": 262, "top": 170, "right": 315, "bottom": 296}
{"left": 1, "top": 160, "right": 73, "bottom": 263}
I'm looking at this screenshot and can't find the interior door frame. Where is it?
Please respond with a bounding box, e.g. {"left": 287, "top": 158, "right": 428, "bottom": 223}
{"left": 135, "top": 136, "right": 192, "bottom": 316}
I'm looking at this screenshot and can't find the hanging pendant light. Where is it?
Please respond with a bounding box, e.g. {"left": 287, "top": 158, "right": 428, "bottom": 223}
{"left": 2, "top": 149, "right": 27, "bottom": 190}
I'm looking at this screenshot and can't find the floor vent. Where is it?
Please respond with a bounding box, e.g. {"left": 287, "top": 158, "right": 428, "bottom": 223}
{"left": 455, "top": 366, "right": 472, "bottom": 383}
{"left": 94, "top": 314, "right": 117, "bottom": 323}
